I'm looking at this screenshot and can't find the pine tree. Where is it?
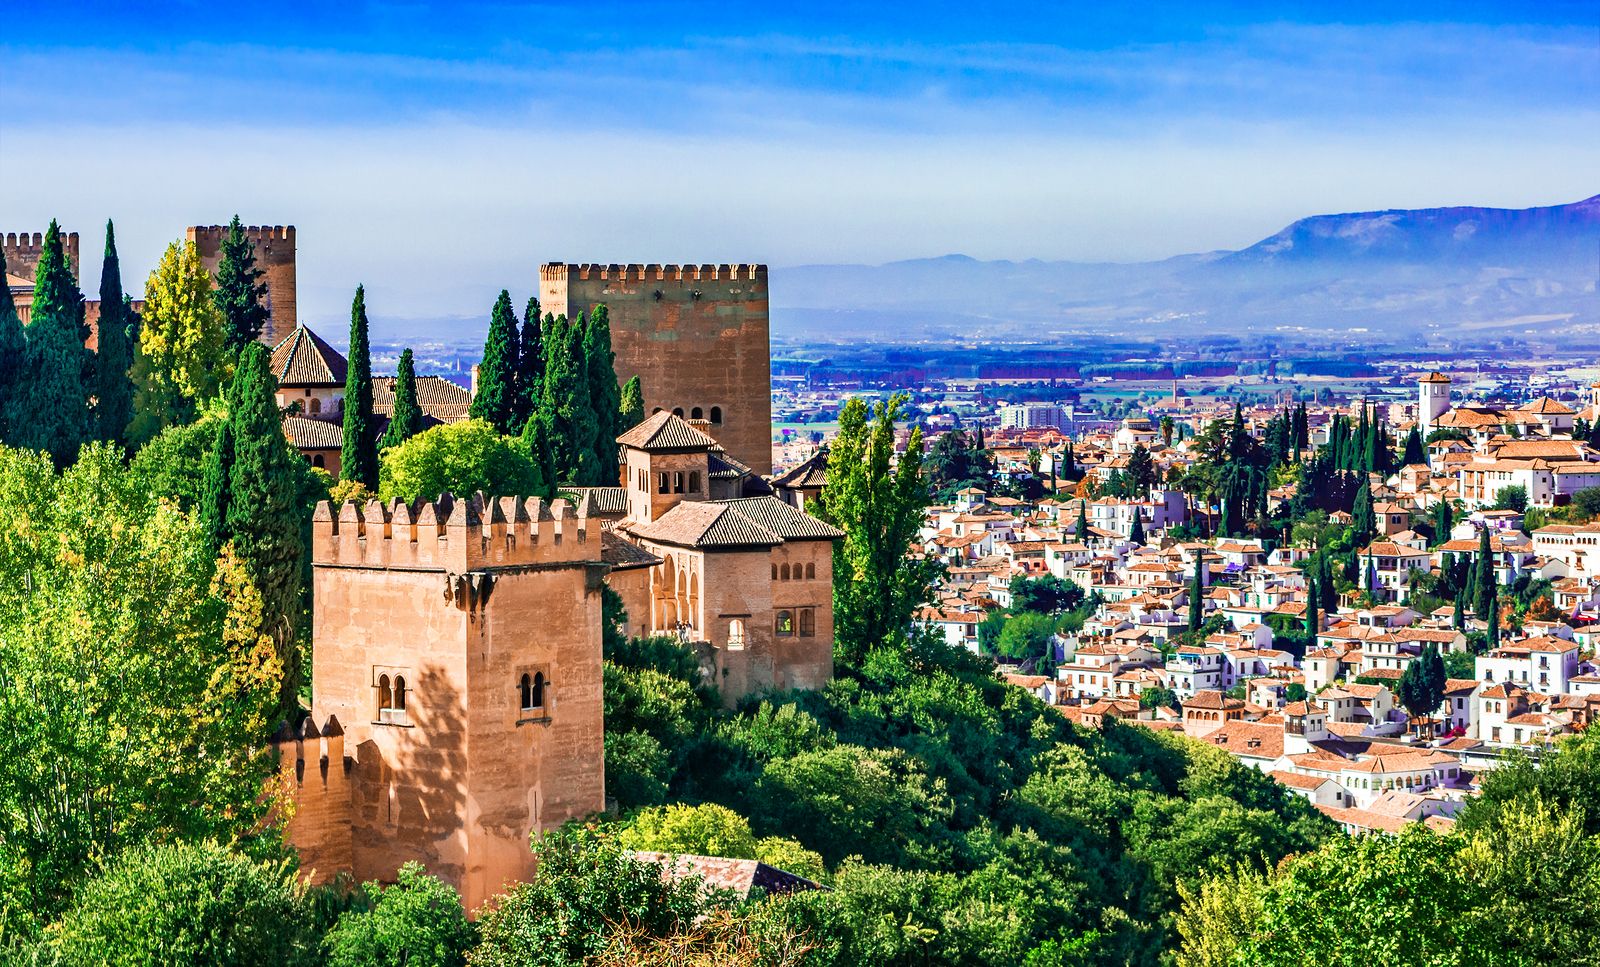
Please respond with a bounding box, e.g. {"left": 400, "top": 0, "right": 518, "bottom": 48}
{"left": 9, "top": 220, "right": 91, "bottom": 467}
{"left": 1189, "top": 555, "right": 1205, "bottom": 633}
{"left": 1475, "top": 527, "right": 1496, "bottom": 620}
{"left": 519, "top": 410, "right": 556, "bottom": 500}
{"left": 341, "top": 286, "right": 379, "bottom": 488}
{"left": 469, "top": 290, "right": 519, "bottom": 432}
{"left": 1401, "top": 426, "right": 1426, "bottom": 467}
{"left": 0, "top": 247, "right": 25, "bottom": 442}
{"left": 514, "top": 296, "right": 543, "bottom": 429}
{"left": 94, "top": 221, "right": 136, "bottom": 449}
{"left": 224, "top": 343, "right": 307, "bottom": 717}
{"left": 1128, "top": 512, "right": 1146, "bottom": 546}
{"left": 213, "top": 215, "right": 269, "bottom": 355}
{"left": 618, "top": 375, "right": 645, "bottom": 432}
{"left": 378, "top": 348, "right": 422, "bottom": 451}
{"left": 583, "top": 304, "right": 623, "bottom": 482}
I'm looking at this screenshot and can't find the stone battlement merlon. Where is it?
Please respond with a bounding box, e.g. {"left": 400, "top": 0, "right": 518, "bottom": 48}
{"left": 541, "top": 262, "right": 766, "bottom": 283}
{"left": 4, "top": 231, "right": 82, "bottom": 268}
{"left": 186, "top": 225, "right": 296, "bottom": 242}
{"left": 312, "top": 493, "right": 592, "bottom": 572}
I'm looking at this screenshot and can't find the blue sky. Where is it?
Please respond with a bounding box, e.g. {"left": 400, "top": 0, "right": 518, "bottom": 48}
{"left": 2, "top": 1, "right": 1595, "bottom": 332}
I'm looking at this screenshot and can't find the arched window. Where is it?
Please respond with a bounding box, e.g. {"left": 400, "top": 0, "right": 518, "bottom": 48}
{"left": 310, "top": 397, "right": 322, "bottom": 415}
{"left": 672, "top": 407, "right": 685, "bottom": 418}
{"left": 799, "top": 608, "right": 816, "bottom": 637}
{"left": 710, "top": 406, "right": 722, "bottom": 424}
{"left": 519, "top": 673, "right": 532, "bottom": 710}
{"left": 691, "top": 407, "right": 703, "bottom": 420}
{"left": 652, "top": 406, "right": 664, "bottom": 414}
{"left": 771, "top": 564, "right": 778, "bottom": 580}
{"left": 393, "top": 676, "right": 407, "bottom": 710}
{"left": 775, "top": 610, "right": 795, "bottom": 636}
{"left": 781, "top": 563, "right": 791, "bottom": 580}
{"left": 313, "top": 454, "right": 326, "bottom": 468}
{"left": 674, "top": 471, "right": 685, "bottom": 493}
{"left": 531, "top": 672, "right": 546, "bottom": 710}
{"left": 806, "top": 563, "right": 816, "bottom": 579}
{"left": 728, "top": 619, "right": 746, "bottom": 650}
{"left": 377, "top": 674, "right": 392, "bottom": 715}
{"left": 657, "top": 472, "right": 670, "bottom": 494}
{"left": 689, "top": 471, "right": 700, "bottom": 493}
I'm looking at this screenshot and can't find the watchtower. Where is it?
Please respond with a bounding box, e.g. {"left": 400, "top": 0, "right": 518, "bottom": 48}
{"left": 1417, "top": 372, "right": 1452, "bottom": 438}
{"left": 187, "top": 224, "right": 297, "bottom": 346}
{"left": 540, "top": 263, "right": 773, "bottom": 475}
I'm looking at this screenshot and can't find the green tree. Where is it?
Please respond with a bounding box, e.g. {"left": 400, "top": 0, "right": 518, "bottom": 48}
{"left": 469, "top": 289, "right": 520, "bottom": 432}
{"left": 341, "top": 285, "right": 379, "bottom": 489}
{"left": 1128, "top": 512, "right": 1146, "bottom": 545}
{"left": 379, "top": 418, "right": 537, "bottom": 503}
{"left": 324, "top": 862, "right": 476, "bottom": 967}
{"left": 95, "top": 220, "right": 137, "bottom": 449}
{"left": 0, "top": 446, "right": 284, "bottom": 933}
{"left": 223, "top": 344, "right": 310, "bottom": 716}
{"left": 1351, "top": 479, "right": 1375, "bottom": 545}
{"left": 1009, "top": 574, "right": 1084, "bottom": 615}
{"left": 1475, "top": 527, "right": 1496, "bottom": 620}
{"left": 200, "top": 417, "right": 236, "bottom": 555}
{"left": 619, "top": 375, "right": 646, "bottom": 432}
{"left": 514, "top": 296, "right": 544, "bottom": 430}
{"left": 132, "top": 238, "right": 229, "bottom": 438}
{"left": 0, "top": 247, "right": 24, "bottom": 443}
{"left": 42, "top": 842, "right": 313, "bottom": 967}
{"left": 518, "top": 409, "right": 556, "bottom": 500}
{"left": 1492, "top": 485, "right": 1528, "bottom": 513}
{"left": 213, "top": 214, "right": 270, "bottom": 355}
{"left": 1140, "top": 686, "right": 1178, "bottom": 709}
{"left": 538, "top": 314, "right": 582, "bottom": 482}
{"left": 379, "top": 347, "right": 424, "bottom": 451}
{"left": 1303, "top": 574, "right": 1319, "bottom": 642}
{"left": 1400, "top": 425, "right": 1426, "bottom": 466}
{"left": 1398, "top": 644, "right": 1446, "bottom": 720}
{"left": 817, "top": 395, "right": 938, "bottom": 665}
{"left": 7, "top": 220, "right": 92, "bottom": 466}
{"left": 583, "top": 304, "right": 622, "bottom": 483}
{"left": 1189, "top": 557, "right": 1205, "bottom": 633}
{"left": 1075, "top": 501, "right": 1089, "bottom": 543}
{"left": 995, "top": 611, "right": 1057, "bottom": 662}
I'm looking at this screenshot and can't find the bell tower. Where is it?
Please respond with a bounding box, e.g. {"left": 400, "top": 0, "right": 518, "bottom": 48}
{"left": 1417, "top": 372, "right": 1452, "bottom": 438}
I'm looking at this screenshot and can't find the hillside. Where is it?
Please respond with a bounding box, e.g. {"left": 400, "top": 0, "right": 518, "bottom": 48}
{"left": 775, "top": 195, "right": 1600, "bottom": 342}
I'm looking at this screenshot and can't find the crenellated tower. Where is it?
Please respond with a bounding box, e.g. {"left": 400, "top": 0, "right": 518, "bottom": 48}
{"left": 187, "top": 224, "right": 297, "bottom": 345}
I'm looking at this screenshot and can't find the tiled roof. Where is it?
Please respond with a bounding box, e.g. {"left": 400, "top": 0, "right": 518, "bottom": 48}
{"left": 628, "top": 501, "right": 783, "bottom": 549}
{"left": 617, "top": 410, "right": 716, "bottom": 451}
{"left": 271, "top": 326, "right": 348, "bottom": 386}
{"left": 600, "top": 530, "right": 661, "bottom": 570}
{"left": 570, "top": 486, "right": 629, "bottom": 516}
{"left": 771, "top": 448, "right": 829, "bottom": 489}
{"left": 712, "top": 496, "right": 843, "bottom": 540}
{"left": 373, "top": 375, "right": 471, "bottom": 423}
{"left": 284, "top": 415, "right": 342, "bottom": 449}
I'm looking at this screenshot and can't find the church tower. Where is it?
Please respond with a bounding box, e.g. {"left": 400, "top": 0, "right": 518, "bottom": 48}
{"left": 1417, "top": 372, "right": 1452, "bottom": 438}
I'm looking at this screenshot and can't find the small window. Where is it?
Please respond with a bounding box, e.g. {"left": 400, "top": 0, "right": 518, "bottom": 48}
{"left": 378, "top": 673, "right": 408, "bottom": 724}
{"left": 309, "top": 397, "right": 322, "bottom": 415}
{"left": 781, "top": 563, "right": 791, "bottom": 581}
{"left": 674, "top": 471, "right": 685, "bottom": 494}
{"left": 520, "top": 672, "right": 546, "bottom": 711}
{"left": 658, "top": 472, "right": 669, "bottom": 494}
{"left": 691, "top": 407, "right": 703, "bottom": 420}
{"left": 806, "top": 563, "right": 816, "bottom": 579}
{"left": 710, "top": 406, "right": 722, "bottom": 424}
{"left": 728, "top": 619, "right": 746, "bottom": 651}
{"left": 377, "top": 674, "right": 392, "bottom": 712}
{"left": 771, "top": 564, "right": 778, "bottom": 580}
{"left": 393, "top": 676, "right": 407, "bottom": 710}
{"left": 689, "top": 471, "right": 700, "bottom": 493}
{"left": 672, "top": 407, "right": 684, "bottom": 418}
{"left": 799, "top": 608, "right": 816, "bottom": 638}
{"left": 312, "top": 454, "right": 325, "bottom": 468}
{"left": 775, "top": 610, "right": 794, "bottom": 636}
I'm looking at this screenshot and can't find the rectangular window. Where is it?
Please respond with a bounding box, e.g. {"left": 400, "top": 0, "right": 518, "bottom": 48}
{"left": 674, "top": 471, "right": 685, "bottom": 493}
{"left": 658, "top": 472, "right": 669, "bottom": 494}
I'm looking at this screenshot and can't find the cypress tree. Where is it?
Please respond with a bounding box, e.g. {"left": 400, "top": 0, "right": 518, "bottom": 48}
{"left": 199, "top": 418, "right": 235, "bottom": 555}
{"left": 1304, "top": 574, "right": 1319, "bottom": 642}
{"left": 1486, "top": 596, "right": 1500, "bottom": 647}
{"left": 1188, "top": 555, "right": 1205, "bottom": 633}
{"left": 0, "top": 247, "right": 25, "bottom": 442}
{"left": 1319, "top": 553, "right": 1337, "bottom": 614}
{"left": 1401, "top": 426, "right": 1426, "bottom": 467}
{"left": 1062, "top": 440, "right": 1077, "bottom": 479}
{"left": 583, "top": 304, "right": 622, "bottom": 482}
{"left": 469, "top": 290, "right": 519, "bottom": 432}
{"left": 1075, "top": 502, "right": 1089, "bottom": 543}
{"left": 341, "top": 285, "right": 378, "bottom": 489}
{"left": 94, "top": 221, "right": 136, "bottom": 449}
{"left": 514, "top": 296, "right": 544, "bottom": 429}
{"left": 1475, "top": 527, "right": 1496, "bottom": 620}
{"left": 9, "top": 220, "right": 91, "bottom": 467}
{"left": 618, "top": 375, "right": 645, "bottom": 432}
{"left": 1128, "top": 512, "right": 1145, "bottom": 546}
{"left": 539, "top": 314, "right": 577, "bottom": 477}
{"left": 1352, "top": 479, "right": 1375, "bottom": 544}
{"left": 519, "top": 410, "right": 557, "bottom": 500}
{"left": 1453, "top": 590, "right": 1465, "bottom": 631}
{"left": 378, "top": 348, "right": 422, "bottom": 451}
{"left": 213, "top": 215, "right": 269, "bottom": 355}
{"left": 566, "top": 311, "right": 599, "bottom": 485}
{"left": 225, "top": 343, "right": 307, "bottom": 717}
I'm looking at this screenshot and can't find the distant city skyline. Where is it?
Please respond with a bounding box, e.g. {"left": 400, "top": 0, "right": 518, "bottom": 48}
{"left": 3, "top": 1, "right": 1595, "bottom": 332}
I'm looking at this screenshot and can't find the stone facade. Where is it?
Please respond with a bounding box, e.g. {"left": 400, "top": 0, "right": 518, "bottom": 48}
{"left": 540, "top": 263, "right": 772, "bottom": 474}
{"left": 188, "top": 224, "right": 297, "bottom": 346}
{"left": 278, "top": 494, "right": 607, "bottom": 909}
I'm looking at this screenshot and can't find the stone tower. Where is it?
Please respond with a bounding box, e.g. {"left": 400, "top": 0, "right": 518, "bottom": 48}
{"left": 1417, "top": 372, "right": 1452, "bottom": 438}
{"left": 3, "top": 230, "right": 82, "bottom": 328}
{"left": 281, "top": 493, "right": 608, "bottom": 909}
{"left": 187, "top": 224, "right": 297, "bottom": 346}
{"left": 540, "top": 263, "right": 773, "bottom": 475}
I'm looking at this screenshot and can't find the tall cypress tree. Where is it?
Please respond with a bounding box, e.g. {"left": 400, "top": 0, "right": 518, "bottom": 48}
{"left": 9, "top": 220, "right": 91, "bottom": 467}
{"left": 619, "top": 375, "right": 645, "bottom": 432}
{"left": 1188, "top": 555, "right": 1205, "bottom": 633}
{"left": 94, "top": 221, "right": 136, "bottom": 449}
{"left": 213, "top": 215, "right": 269, "bottom": 355}
{"left": 1453, "top": 590, "right": 1465, "bottom": 631}
{"left": 1475, "top": 526, "right": 1496, "bottom": 620}
{"left": 378, "top": 348, "right": 422, "bottom": 451}
{"left": 1304, "top": 574, "right": 1319, "bottom": 642}
{"left": 519, "top": 410, "right": 556, "bottom": 500}
{"left": 225, "top": 343, "right": 307, "bottom": 717}
{"left": 469, "top": 290, "right": 518, "bottom": 432}
{"left": 199, "top": 418, "right": 235, "bottom": 555}
{"left": 341, "top": 285, "right": 378, "bottom": 488}
{"left": 0, "top": 248, "right": 25, "bottom": 442}
{"left": 583, "top": 304, "right": 622, "bottom": 482}
{"left": 514, "top": 296, "right": 544, "bottom": 430}
{"left": 1128, "top": 512, "right": 1145, "bottom": 546}
{"left": 1351, "top": 479, "right": 1375, "bottom": 545}
{"left": 539, "top": 314, "right": 580, "bottom": 478}
{"left": 566, "top": 311, "right": 599, "bottom": 485}
{"left": 1075, "top": 502, "right": 1089, "bottom": 543}
{"left": 1401, "top": 426, "right": 1426, "bottom": 467}
{"left": 1319, "top": 553, "right": 1337, "bottom": 614}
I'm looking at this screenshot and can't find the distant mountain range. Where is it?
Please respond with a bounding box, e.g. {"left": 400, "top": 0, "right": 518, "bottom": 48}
{"left": 773, "top": 195, "right": 1600, "bottom": 344}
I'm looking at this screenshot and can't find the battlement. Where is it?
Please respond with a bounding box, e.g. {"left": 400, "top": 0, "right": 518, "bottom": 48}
{"left": 186, "top": 224, "right": 296, "bottom": 243}
{"left": 541, "top": 263, "right": 766, "bottom": 283}
{"left": 3, "top": 231, "right": 81, "bottom": 276}
{"left": 312, "top": 492, "right": 595, "bottom": 572}
{"left": 270, "top": 713, "right": 347, "bottom": 770}
{"left": 269, "top": 714, "right": 353, "bottom": 884}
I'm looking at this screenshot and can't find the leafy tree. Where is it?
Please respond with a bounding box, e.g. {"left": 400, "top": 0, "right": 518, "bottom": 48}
{"left": 1008, "top": 574, "right": 1084, "bottom": 615}
{"left": 817, "top": 394, "right": 938, "bottom": 664}
{"left": 214, "top": 214, "right": 270, "bottom": 355}
{"left": 619, "top": 375, "right": 646, "bottom": 432}
{"left": 95, "top": 220, "right": 137, "bottom": 449}
{"left": 132, "top": 238, "right": 229, "bottom": 438}
{"left": 994, "top": 611, "right": 1056, "bottom": 662}
{"left": 0, "top": 247, "right": 24, "bottom": 443}
{"left": 7, "top": 220, "right": 92, "bottom": 466}
{"left": 200, "top": 417, "right": 236, "bottom": 555}
{"left": 1285, "top": 683, "right": 1307, "bottom": 703}
{"left": 324, "top": 862, "right": 476, "bottom": 967}
{"left": 514, "top": 296, "right": 544, "bottom": 429}
{"left": 538, "top": 314, "right": 582, "bottom": 481}
{"left": 379, "top": 347, "right": 424, "bottom": 451}
{"left": 469, "top": 289, "right": 520, "bottom": 433}
{"left": 1397, "top": 644, "right": 1446, "bottom": 719}
{"left": 1492, "top": 485, "right": 1528, "bottom": 513}
{"left": 379, "top": 418, "right": 538, "bottom": 503}
{"left": 1572, "top": 486, "right": 1600, "bottom": 520}
{"left": 926, "top": 428, "right": 993, "bottom": 496}
{"left": 583, "top": 304, "right": 622, "bottom": 482}
{"left": 41, "top": 842, "right": 313, "bottom": 967}
{"left": 0, "top": 446, "right": 283, "bottom": 933}
{"left": 518, "top": 410, "right": 556, "bottom": 500}
{"left": 1140, "top": 686, "right": 1178, "bottom": 710}
{"left": 341, "top": 285, "right": 379, "bottom": 489}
